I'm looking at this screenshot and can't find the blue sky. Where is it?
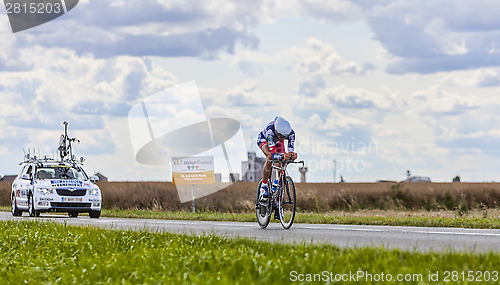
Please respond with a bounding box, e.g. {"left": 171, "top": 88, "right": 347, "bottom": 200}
{"left": 1, "top": 0, "right": 500, "bottom": 182}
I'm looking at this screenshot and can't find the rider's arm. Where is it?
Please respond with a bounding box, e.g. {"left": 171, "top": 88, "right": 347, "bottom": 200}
{"left": 266, "top": 129, "right": 283, "bottom": 160}
{"left": 288, "top": 130, "right": 295, "bottom": 152}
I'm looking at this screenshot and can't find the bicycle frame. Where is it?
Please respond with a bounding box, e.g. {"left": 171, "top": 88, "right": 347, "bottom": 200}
{"left": 270, "top": 159, "right": 303, "bottom": 185}
{"left": 58, "top": 121, "right": 80, "bottom": 162}
{"left": 269, "top": 160, "right": 287, "bottom": 197}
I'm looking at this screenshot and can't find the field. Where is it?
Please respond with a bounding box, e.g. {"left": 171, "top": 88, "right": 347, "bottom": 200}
{"left": 2, "top": 181, "right": 499, "bottom": 212}
{"left": 1, "top": 220, "right": 499, "bottom": 284}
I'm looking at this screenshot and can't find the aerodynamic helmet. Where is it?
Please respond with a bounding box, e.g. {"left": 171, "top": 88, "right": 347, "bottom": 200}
{"left": 274, "top": 117, "right": 292, "bottom": 139}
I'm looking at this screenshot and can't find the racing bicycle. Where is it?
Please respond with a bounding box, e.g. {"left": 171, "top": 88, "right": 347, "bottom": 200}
{"left": 255, "top": 159, "right": 304, "bottom": 229}
{"left": 58, "top": 121, "right": 80, "bottom": 161}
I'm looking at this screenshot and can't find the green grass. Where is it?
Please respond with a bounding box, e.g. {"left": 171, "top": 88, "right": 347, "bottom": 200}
{"left": 98, "top": 208, "right": 500, "bottom": 229}
{"left": 0, "top": 220, "right": 499, "bottom": 284}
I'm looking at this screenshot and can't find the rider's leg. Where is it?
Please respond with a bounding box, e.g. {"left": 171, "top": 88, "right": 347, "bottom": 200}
{"left": 260, "top": 143, "right": 272, "bottom": 183}
{"left": 273, "top": 140, "right": 285, "bottom": 181}
{"left": 261, "top": 140, "right": 287, "bottom": 183}
{"left": 259, "top": 143, "right": 273, "bottom": 199}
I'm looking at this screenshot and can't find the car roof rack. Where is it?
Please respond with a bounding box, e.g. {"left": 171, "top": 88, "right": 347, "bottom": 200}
{"left": 20, "top": 122, "right": 86, "bottom": 167}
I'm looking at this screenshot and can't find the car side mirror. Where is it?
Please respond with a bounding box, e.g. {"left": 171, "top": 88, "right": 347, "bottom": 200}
{"left": 90, "top": 175, "right": 99, "bottom": 182}
{"left": 21, "top": 174, "right": 31, "bottom": 180}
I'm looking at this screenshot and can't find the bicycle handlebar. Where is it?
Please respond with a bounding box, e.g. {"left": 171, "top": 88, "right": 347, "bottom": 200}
{"left": 272, "top": 159, "right": 305, "bottom": 167}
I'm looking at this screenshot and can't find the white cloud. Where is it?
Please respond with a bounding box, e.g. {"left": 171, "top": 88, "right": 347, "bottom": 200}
{"left": 443, "top": 39, "right": 468, "bottom": 56}
{"left": 293, "top": 38, "right": 368, "bottom": 97}
{"left": 367, "top": 0, "right": 500, "bottom": 73}
{"left": 408, "top": 86, "right": 479, "bottom": 116}
{"left": 205, "top": 105, "right": 264, "bottom": 131}
{"left": 301, "top": 85, "right": 398, "bottom": 110}
{"left": 230, "top": 50, "right": 276, "bottom": 77}
{"left": 435, "top": 68, "right": 500, "bottom": 88}
{"left": 221, "top": 79, "right": 275, "bottom": 107}
{"left": 0, "top": 47, "right": 179, "bottom": 151}
{"left": 297, "top": 37, "right": 365, "bottom": 76}
{"left": 0, "top": 16, "right": 32, "bottom": 71}
{"left": 296, "top": 0, "right": 364, "bottom": 24}
{"left": 308, "top": 111, "right": 366, "bottom": 131}
{"left": 12, "top": 0, "right": 264, "bottom": 59}
{"left": 249, "top": 0, "right": 364, "bottom": 24}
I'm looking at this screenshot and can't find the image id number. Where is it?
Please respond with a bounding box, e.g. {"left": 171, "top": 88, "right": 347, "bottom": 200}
{"left": 443, "top": 271, "right": 498, "bottom": 282}
{"left": 5, "top": 2, "right": 62, "bottom": 14}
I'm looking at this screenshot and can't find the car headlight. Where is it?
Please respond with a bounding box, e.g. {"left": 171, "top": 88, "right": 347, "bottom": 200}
{"left": 88, "top": 188, "right": 99, "bottom": 196}
{"left": 37, "top": 188, "right": 53, "bottom": 195}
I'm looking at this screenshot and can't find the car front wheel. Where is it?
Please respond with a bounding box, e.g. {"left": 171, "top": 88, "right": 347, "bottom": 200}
{"left": 89, "top": 210, "right": 100, "bottom": 218}
{"left": 11, "top": 194, "right": 22, "bottom": 217}
{"left": 28, "top": 193, "right": 40, "bottom": 217}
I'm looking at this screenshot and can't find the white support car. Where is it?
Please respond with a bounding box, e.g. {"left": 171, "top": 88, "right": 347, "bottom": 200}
{"left": 11, "top": 159, "right": 102, "bottom": 218}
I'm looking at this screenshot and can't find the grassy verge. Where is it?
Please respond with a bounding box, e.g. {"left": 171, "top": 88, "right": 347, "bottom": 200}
{"left": 0, "top": 220, "right": 499, "bottom": 284}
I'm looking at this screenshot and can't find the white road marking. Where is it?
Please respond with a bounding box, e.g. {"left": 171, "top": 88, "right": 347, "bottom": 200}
{"left": 301, "top": 226, "right": 384, "bottom": 232}
{"left": 411, "top": 230, "right": 500, "bottom": 237}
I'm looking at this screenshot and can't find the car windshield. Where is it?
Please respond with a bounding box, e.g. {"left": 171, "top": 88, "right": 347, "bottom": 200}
{"left": 36, "top": 166, "right": 88, "bottom": 180}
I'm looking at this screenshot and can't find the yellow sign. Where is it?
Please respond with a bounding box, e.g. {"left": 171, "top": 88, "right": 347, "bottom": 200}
{"left": 172, "top": 156, "right": 214, "bottom": 185}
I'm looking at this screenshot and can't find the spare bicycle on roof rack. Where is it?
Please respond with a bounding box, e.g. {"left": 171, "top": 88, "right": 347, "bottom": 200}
{"left": 255, "top": 159, "right": 304, "bottom": 229}
{"left": 58, "top": 121, "right": 80, "bottom": 162}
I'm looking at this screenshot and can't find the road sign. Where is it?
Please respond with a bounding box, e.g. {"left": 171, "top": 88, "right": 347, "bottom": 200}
{"left": 172, "top": 156, "right": 214, "bottom": 185}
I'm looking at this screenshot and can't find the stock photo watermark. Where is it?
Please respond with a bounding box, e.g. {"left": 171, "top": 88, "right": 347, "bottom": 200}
{"left": 294, "top": 136, "right": 379, "bottom": 174}
{"left": 290, "top": 270, "right": 499, "bottom": 283}
{"left": 3, "top": 0, "right": 79, "bottom": 33}
{"left": 296, "top": 136, "right": 379, "bottom": 156}
{"left": 127, "top": 81, "right": 247, "bottom": 203}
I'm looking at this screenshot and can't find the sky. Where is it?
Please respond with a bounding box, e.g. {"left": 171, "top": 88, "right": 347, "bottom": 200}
{"left": 1, "top": 0, "right": 500, "bottom": 183}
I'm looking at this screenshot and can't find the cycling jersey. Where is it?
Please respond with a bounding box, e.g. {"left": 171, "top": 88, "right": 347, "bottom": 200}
{"left": 257, "top": 120, "right": 295, "bottom": 155}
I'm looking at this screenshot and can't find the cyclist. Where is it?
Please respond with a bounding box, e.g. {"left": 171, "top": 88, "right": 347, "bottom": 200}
{"left": 257, "top": 117, "right": 297, "bottom": 202}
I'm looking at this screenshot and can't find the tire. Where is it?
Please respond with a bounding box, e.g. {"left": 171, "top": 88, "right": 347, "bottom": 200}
{"left": 28, "top": 193, "right": 40, "bottom": 217}
{"left": 11, "top": 194, "right": 22, "bottom": 217}
{"left": 89, "top": 210, "right": 101, "bottom": 219}
{"left": 255, "top": 179, "right": 271, "bottom": 229}
{"left": 68, "top": 212, "right": 79, "bottom": 218}
{"left": 278, "top": 176, "right": 296, "bottom": 229}
{"left": 58, "top": 134, "right": 67, "bottom": 160}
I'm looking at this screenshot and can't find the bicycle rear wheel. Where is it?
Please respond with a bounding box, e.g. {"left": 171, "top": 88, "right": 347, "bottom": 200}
{"left": 58, "top": 134, "right": 67, "bottom": 160}
{"left": 278, "top": 176, "right": 296, "bottom": 229}
{"left": 255, "top": 179, "right": 271, "bottom": 229}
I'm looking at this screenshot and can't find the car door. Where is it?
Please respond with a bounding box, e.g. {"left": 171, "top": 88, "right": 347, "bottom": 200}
{"left": 15, "top": 165, "right": 33, "bottom": 209}
{"left": 12, "top": 165, "right": 26, "bottom": 209}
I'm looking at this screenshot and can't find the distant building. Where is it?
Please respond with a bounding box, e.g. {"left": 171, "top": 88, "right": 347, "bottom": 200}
{"left": 229, "top": 173, "right": 240, "bottom": 182}
{"left": 299, "top": 167, "right": 308, "bottom": 183}
{"left": 405, "top": 176, "right": 431, "bottom": 182}
{"left": 95, "top": 172, "right": 108, "bottom": 182}
{"left": 0, "top": 175, "right": 17, "bottom": 182}
{"left": 242, "top": 151, "right": 266, "bottom": 182}
{"left": 215, "top": 173, "right": 222, "bottom": 182}
{"left": 241, "top": 161, "right": 248, "bottom": 179}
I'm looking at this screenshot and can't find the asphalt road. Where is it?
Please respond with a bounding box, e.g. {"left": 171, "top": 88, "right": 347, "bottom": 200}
{"left": 2, "top": 212, "right": 500, "bottom": 252}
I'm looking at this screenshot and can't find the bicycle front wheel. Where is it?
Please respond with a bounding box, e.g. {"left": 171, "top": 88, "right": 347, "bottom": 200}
{"left": 58, "top": 134, "right": 67, "bottom": 159}
{"left": 278, "top": 176, "right": 296, "bottom": 229}
{"left": 255, "top": 179, "right": 271, "bottom": 229}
